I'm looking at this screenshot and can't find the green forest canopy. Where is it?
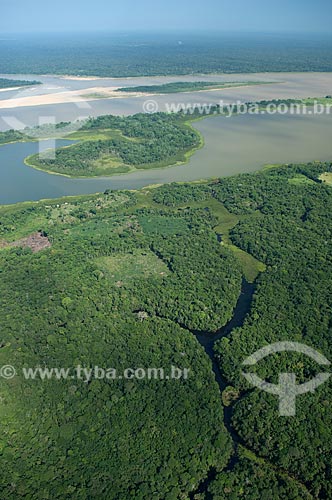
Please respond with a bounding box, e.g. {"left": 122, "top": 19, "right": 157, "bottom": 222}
{"left": 1, "top": 33, "right": 332, "bottom": 76}
{"left": 0, "top": 159, "right": 332, "bottom": 498}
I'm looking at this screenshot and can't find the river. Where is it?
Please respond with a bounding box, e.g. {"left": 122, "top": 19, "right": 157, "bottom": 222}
{"left": 187, "top": 279, "right": 255, "bottom": 499}
{"left": 1, "top": 72, "right": 332, "bottom": 128}
{"left": 0, "top": 112, "right": 331, "bottom": 205}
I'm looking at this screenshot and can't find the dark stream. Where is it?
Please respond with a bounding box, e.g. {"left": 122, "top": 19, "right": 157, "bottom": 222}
{"left": 189, "top": 279, "right": 256, "bottom": 498}
{"left": 193, "top": 279, "right": 255, "bottom": 392}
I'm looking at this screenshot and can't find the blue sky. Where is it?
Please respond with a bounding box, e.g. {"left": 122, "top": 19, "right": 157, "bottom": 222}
{"left": 1, "top": 0, "right": 331, "bottom": 33}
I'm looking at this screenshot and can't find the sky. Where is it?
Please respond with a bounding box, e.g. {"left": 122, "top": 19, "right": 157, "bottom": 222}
{"left": 1, "top": 0, "right": 331, "bottom": 34}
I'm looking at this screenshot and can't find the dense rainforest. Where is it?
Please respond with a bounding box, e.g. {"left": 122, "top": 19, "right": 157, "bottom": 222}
{"left": 1, "top": 33, "right": 332, "bottom": 76}
{"left": 24, "top": 113, "right": 201, "bottom": 177}
{"left": 0, "top": 159, "right": 332, "bottom": 498}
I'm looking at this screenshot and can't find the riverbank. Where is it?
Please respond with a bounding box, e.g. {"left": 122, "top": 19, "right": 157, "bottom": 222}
{"left": 1, "top": 111, "right": 332, "bottom": 205}
{"left": 23, "top": 117, "right": 205, "bottom": 178}
{"left": 0, "top": 174, "right": 318, "bottom": 498}
{"left": 18, "top": 96, "right": 332, "bottom": 180}
{"left": 0, "top": 80, "right": 277, "bottom": 109}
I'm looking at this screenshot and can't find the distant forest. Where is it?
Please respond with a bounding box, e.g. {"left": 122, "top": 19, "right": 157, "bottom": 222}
{"left": 1, "top": 33, "right": 332, "bottom": 76}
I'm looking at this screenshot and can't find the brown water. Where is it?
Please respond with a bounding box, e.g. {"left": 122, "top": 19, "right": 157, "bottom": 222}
{"left": 1, "top": 72, "right": 332, "bottom": 129}
{"left": 0, "top": 112, "right": 331, "bottom": 205}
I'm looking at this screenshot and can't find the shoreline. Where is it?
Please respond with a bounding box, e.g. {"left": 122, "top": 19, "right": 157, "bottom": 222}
{"left": 0, "top": 71, "right": 331, "bottom": 111}
{"left": 3, "top": 96, "right": 331, "bottom": 179}
{"left": 0, "top": 81, "right": 277, "bottom": 110}
{"left": 0, "top": 87, "right": 156, "bottom": 110}
{"left": 23, "top": 120, "right": 205, "bottom": 179}
{"left": 0, "top": 86, "right": 23, "bottom": 92}
{"left": 4, "top": 157, "right": 331, "bottom": 210}
{"left": 14, "top": 70, "right": 332, "bottom": 79}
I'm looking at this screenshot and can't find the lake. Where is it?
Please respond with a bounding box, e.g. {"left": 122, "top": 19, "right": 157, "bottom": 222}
{"left": 0, "top": 112, "right": 331, "bottom": 205}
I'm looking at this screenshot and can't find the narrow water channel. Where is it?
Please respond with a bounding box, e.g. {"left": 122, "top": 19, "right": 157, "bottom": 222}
{"left": 188, "top": 279, "right": 256, "bottom": 498}
{"left": 193, "top": 279, "right": 255, "bottom": 391}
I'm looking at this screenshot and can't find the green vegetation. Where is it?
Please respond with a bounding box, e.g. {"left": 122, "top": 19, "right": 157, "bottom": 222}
{"left": 1, "top": 159, "right": 332, "bottom": 497}
{"left": 80, "top": 92, "right": 110, "bottom": 99}
{"left": 23, "top": 113, "right": 202, "bottom": 177}
{"left": 303, "top": 96, "right": 332, "bottom": 105}
{"left": 208, "top": 447, "right": 312, "bottom": 499}
{"left": 257, "top": 97, "right": 332, "bottom": 105}
{"left": 319, "top": 171, "right": 332, "bottom": 185}
{"left": 151, "top": 186, "right": 266, "bottom": 282}
{"left": 96, "top": 251, "right": 169, "bottom": 283}
{"left": 0, "top": 129, "right": 27, "bottom": 146}
{"left": 288, "top": 174, "right": 316, "bottom": 186}
{"left": 0, "top": 121, "right": 82, "bottom": 146}
{"left": 213, "top": 160, "right": 332, "bottom": 499}
{"left": 1, "top": 33, "right": 332, "bottom": 76}
{"left": 117, "top": 80, "right": 267, "bottom": 94}
{"left": 0, "top": 96, "right": 330, "bottom": 177}
{"left": 0, "top": 188, "right": 242, "bottom": 498}
{"left": 0, "top": 78, "right": 41, "bottom": 89}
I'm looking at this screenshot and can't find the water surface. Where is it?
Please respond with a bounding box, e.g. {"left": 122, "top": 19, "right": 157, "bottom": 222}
{"left": 1, "top": 72, "right": 332, "bottom": 130}
{"left": 0, "top": 113, "right": 331, "bottom": 205}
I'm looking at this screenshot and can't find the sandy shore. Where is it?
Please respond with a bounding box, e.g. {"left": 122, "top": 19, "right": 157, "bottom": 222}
{"left": 0, "top": 87, "right": 116, "bottom": 109}
{"left": 0, "top": 82, "right": 277, "bottom": 109}
{"left": 0, "top": 86, "right": 155, "bottom": 109}
{"left": 59, "top": 75, "right": 104, "bottom": 81}
{"left": 0, "top": 86, "right": 22, "bottom": 93}
{"left": 0, "top": 73, "right": 331, "bottom": 112}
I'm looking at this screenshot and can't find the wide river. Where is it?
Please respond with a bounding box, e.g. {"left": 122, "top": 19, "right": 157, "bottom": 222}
{"left": 0, "top": 112, "right": 332, "bottom": 205}
{"left": 1, "top": 72, "right": 332, "bottom": 127}
{"left": 0, "top": 72, "right": 332, "bottom": 204}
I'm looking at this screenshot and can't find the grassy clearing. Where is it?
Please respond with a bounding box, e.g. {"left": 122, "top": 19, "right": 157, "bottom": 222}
{"left": 223, "top": 243, "right": 266, "bottom": 283}
{"left": 94, "top": 189, "right": 266, "bottom": 282}
{"left": 319, "top": 172, "right": 332, "bottom": 185}
{"left": 179, "top": 198, "right": 266, "bottom": 282}
{"left": 66, "top": 128, "right": 140, "bottom": 142}
{"left": 90, "top": 154, "right": 132, "bottom": 175}
{"left": 128, "top": 190, "right": 162, "bottom": 211}
{"left": 96, "top": 251, "right": 169, "bottom": 283}
{"left": 0, "top": 211, "right": 49, "bottom": 243}
{"left": 303, "top": 97, "right": 332, "bottom": 105}
{"left": 288, "top": 175, "right": 316, "bottom": 186}
{"left": 131, "top": 193, "right": 266, "bottom": 283}
{"left": 177, "top": 197, "right": 239, "bottom": 238}
{"left": 261, "top": 163, "right": 282, "bottom": 171}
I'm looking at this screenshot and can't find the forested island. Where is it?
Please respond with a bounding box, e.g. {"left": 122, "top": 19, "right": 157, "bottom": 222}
{"left": 116, "top": 80, "right": 266, "bottom": 94}
{"left": 0, "top": 159, "right": 332, "bottom": 498}
{"left": 0, "top": 96, "right": 324, "bottom": 177}
{"left": 0, "top": 77, "right": 41, "bottom": 89}
{"left": 24, "top": 113, "right": 202, "bottom": 176}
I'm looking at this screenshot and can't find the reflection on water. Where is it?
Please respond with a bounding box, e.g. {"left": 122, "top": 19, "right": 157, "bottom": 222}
{"left": 0, "top": 113, "right": 331, "bottom": 205}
